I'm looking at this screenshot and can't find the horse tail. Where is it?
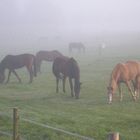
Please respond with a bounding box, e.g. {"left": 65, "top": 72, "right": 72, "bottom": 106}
{"left": 33, "top": 56, "right": 37, "bottom": 77}
{"left": 52, "top": 61, "right": 63, "bottom": 79}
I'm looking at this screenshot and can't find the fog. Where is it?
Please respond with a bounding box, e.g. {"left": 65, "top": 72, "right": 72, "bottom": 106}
{"left": 0, "top": 0, "right": 140, "bottom": 53}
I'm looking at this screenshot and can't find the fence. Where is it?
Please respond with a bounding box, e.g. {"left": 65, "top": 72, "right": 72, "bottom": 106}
{"left": 0, "top": 108, "right": 120, "bottom": 140}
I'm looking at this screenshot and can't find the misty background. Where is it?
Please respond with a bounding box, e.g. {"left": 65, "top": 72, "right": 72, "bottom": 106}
{"left": 0, "top": 0, "right": 140, "bottom": 56}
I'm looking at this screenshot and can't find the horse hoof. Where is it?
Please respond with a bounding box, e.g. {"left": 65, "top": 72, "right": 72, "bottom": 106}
{"left": 108, "top": 101, "right": 112, "bottom": 104}
{"left": 133, "top": 96, "right": 137, "bottom": 101}
{"left": 134, "top": 98, "right": 137, "bottom": 102}
{"left": 71, "top": 95, "right": 74, "bottom": 97}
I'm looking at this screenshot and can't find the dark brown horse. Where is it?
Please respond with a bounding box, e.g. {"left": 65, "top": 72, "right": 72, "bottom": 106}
{"left": 52, "top": 56, "right": 81, "bottom": 99}
{"left": 69, "top": 42, "right": 85, "bottom": 53}
{"left": 107, "top": 61, "right": 140, "bottom": 104}
{"left": 36, "top": 50, "right": 63, "bottom": 73}
{"left": 0, "top": 53, "right": 37, "bottom": 83}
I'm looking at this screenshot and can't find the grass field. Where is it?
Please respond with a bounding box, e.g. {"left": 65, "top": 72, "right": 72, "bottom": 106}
{"left": 0, "top": 45, "right": 140, "bottom": 140}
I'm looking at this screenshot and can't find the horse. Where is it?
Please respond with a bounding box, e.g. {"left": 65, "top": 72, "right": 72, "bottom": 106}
{"left": 36, "top": 50, "right": 63, "bottom": 73}
{"left": 107, "top": 61, "right": 140, "bottom": 104}
{"left": 68, "top": 42, "right": 85, "bottom": 53}
{"left": 52, "top": 56, "right": 81, "bottom": 99}
{"left": 0, "top": 53, "right": 37, "bottom": 84}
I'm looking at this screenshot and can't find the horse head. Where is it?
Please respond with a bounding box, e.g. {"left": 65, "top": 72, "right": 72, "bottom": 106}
{"left": 107, "top": 86, "right": 114, "bottom": 104}
{"left": 74, "top": 81, "right": 82, "bottom": 99}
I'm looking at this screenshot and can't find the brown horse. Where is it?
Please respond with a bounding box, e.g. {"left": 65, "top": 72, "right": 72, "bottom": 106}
{"left": 36, "top": 50, "right": 63, "bottom": 73}
{"left": 107, "top": 61, "right": 140, "bottom": 104}
{"left": 69, "top": 42, "right": 85, "bottom": 53}
{"left": 0, "top": 53, "right": 37, "bottom": 83}
{"left": 52, "top": 56, "right": 81, "bottom": 99}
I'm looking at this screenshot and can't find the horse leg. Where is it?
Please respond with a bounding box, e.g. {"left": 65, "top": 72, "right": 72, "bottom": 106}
{"left": 131, "top": 80, "right": 136, "bottom": 91}
{"left": 137, "top": 84, "right": 140, "bottom": 99}
{"left": 56, "top": 78, "right": 59, "bottom": 93}
{"left": 12, "top": 70, "right": 21, "bottom": 83}
{"left": 132, "top": 80, "right": 138, "bottom": 99}
{"left": 63, "top": 76, "right": 66, "bottom": 93}
{"left": 118, "top": 83, "right": 123, "bottom": 101}
{"left": 5, "top": 70, "right": 11, "bottom": 84}
{"left": 29, "top": 69, "right": 33, "bottom": 83}
{"left": 135, "top": 76, "right": 140, "bottom": 99}
{"left": 69, "top": 78, "right": 74, "bottom": 97}
{"left": 37, "top": 60, "right": 42, "bottom": 73}
{"left": 29, "top": 70, "right": 33, "bottom": 83}
{"left": 126, "top": 81, "right": 136, "bottom": 101}
{"left": 26, "top": 66, "right": 33, "bottom": 83}
{"left": 137, "top": 80, "right": 140, "bottom": 99}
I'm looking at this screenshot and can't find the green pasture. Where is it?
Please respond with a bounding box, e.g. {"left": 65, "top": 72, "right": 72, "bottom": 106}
{"left": 0, "top": 45, "right": 140, "bottom": 140}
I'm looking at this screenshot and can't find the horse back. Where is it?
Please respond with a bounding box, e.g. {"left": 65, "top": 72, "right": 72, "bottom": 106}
{"left": 52, "top": 56, "right": 69, "bottom": 77}
{"left": 125, "top": 61, "right": 140, "bottom": 79}
{"left": 36, "top": 50, "right": 63, "bottom": 61}
{"left": 53, "top": 56, "right": 80, "bottom": 81}
{"left": 111, "top": 61, "right": 140, "bottom": 82}
{"left": 1, "top": 54, "right": 35, "bottom": 70}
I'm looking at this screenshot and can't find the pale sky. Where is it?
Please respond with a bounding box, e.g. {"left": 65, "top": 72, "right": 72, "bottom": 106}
{"left": 0, "top": 0, "right": 140, "bottom": 48}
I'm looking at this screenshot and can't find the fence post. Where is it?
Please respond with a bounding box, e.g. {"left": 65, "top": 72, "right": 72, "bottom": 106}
{"left": 107, "top": 132, "right": 119, "bottom": 140}
{"left": 13, "top": 108, "right": 20, "bottom": 140}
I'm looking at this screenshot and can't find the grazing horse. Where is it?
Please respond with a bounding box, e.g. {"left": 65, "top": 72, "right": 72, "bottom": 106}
{"left": 36, "top": 50, "right": 63, "bottom": 73}
{"left": 69, "top": 42, "right": 85, "bottom": 53}
{"left": 107, "top": 61, "right": 140, "bottom": 104}
{"left": 52, "top": 56, "right": 81, "bottom": 99}
{"left": 0, "top": 54, "right": 37, "bottom": 83}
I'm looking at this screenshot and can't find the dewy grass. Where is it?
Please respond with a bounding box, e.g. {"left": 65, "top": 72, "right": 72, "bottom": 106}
{"left": 0, "top": 48, "right": 140, "bottom": 140}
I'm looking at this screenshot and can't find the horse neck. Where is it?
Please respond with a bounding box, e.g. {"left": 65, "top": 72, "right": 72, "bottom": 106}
{"left": 112, "top": 66, "right": 121, "bottom": 81}
{"left": 109, "top": 71, "right": 120, "bottom": 92}
{"left": 0, "top": 63, "right": 5, "bottom": 74}
{"left": 109, "top": 78, "right": 117, "bottom": 90}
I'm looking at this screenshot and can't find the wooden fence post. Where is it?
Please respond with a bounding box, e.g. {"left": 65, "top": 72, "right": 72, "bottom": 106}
{"left": 107, "top": 132, "right": 119, "bottom": 140}
{"left": 13, "top": 108, "right": 20, "bottom": 140}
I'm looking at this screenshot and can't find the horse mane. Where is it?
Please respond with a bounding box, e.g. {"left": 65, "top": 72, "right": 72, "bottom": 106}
{"left": 68, "top": 57, "right": 80, "bottom": 80}
{"left": 1, "top": 55, "right": 9, "bottom": 63}
{"left": 109, "top": 63, "right": 125, "bottom": 90}
{"left": 111, "top": 63, "right": 124, "bottom": 79}
{"left": 0, "top": 55, "right": 11, "bottom": 72}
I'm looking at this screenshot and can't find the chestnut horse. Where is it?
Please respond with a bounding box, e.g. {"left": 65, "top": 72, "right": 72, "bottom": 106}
{"left": 107, "top": 61, "right": 140, "bottom": 104}
{"left": 36, "top": 50, "right": 63, "bottom": 73}
{"left": 0, "top": 54, "right": 37, "bottom": 83}
{"left": 52, "top": 56, "right": 81, "bottom": 99}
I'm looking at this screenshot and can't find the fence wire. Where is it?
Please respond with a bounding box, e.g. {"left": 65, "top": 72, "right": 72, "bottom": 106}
{"left": 0, "top": 110, "right": 95, "bottom": 140}
{"left": 22, "top": 118, "right": 95, "bottom": 140}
